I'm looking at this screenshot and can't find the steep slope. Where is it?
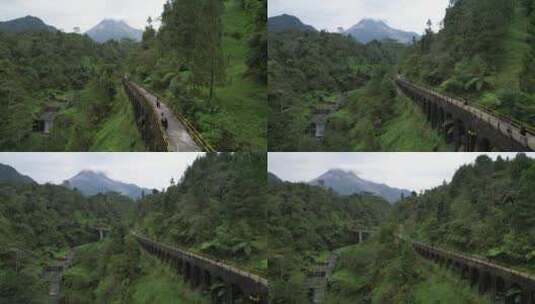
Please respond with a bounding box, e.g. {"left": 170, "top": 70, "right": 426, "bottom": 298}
{"left": 268, "top": 14, "right": 316, "bottom": 32}
{"left": 62, "top": 170, "right": 151, "bottom": 199}
{"left": 399, "top": 0, "right": 535, "bottom": 126}
{"left": 0, "top": 163, "right": 35, "bottom": 184}
{"left": 0, "top": 16, "right": 57, "bottom": 33}
{"left": 309, "top": 169, "right": 411, "bottom": 203}
{"left": 267, "top": 172, "right": 282, "bottom": 184}
{"left": 85, "top": 19, "right": 142, "bottom": 43}
{"left": 345, "top": 19, "right": 419, "bottom": 44}
{"left": 395, "top": 154, "right": 535, "bottom": 274}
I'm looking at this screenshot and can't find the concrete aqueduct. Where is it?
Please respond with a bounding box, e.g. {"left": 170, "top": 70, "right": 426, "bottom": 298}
{"left": 396, "top": 77, "right": 535, "bottom": 152}
{"left": 134, "top": 234, "right": 269, "bottom": 303}
{"left": 413, "top": 241, "right": 535, "bottom": 303}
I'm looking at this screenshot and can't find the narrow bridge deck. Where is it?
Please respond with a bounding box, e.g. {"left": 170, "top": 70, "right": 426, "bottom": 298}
{"left": 127, "top": 82, "right": 201, "bottom": 152}
{"left": 396, "top": 76, "right": 535, "bottom": 151}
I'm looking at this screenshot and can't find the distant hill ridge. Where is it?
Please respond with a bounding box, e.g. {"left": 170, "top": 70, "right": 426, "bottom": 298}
{"left": 309, "top": 169, "right": 412, "bottom": 203}
{"left": 85, "top": 19, "right": 142, "bottom": 43}
{"left": 62, "top": 170, "right": 151, "bottom": 199}
{"left": 0, "top": 16, "right": 57, "bottom": 33}
{"left": 268, "top": 14, "right": 317, "bottom": 33}
{"left": 0, "top": 163, "right": 35, "bottom": 184}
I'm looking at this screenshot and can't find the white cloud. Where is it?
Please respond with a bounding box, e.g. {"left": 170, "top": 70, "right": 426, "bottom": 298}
{"left": 268, "top": 0, "right": 450, "bottom": 33}
{"left": 0, "top": 153, "right": 204, "bottom": 190}
{"left": 268, "top": 153, "right": 529, "bottom": 192}
{"left": 0, "top": 0, "right": 166, "bottom": 32}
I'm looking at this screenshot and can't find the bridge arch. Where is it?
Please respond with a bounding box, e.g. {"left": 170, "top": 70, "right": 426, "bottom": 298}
{"left": 438, "top": 107, "right": 445, "bottom": 132}
{"left": 230, "top": 283, "right": 245, "bottom": 303}
{"left": 506, "top": 283, "right": 523, "bottom": 304}
{"left": 477, "top": 137, "right": 492, "bottom": 152}
{"left": 431, "top": 103, "right": 439, "bottom": 128}
{"left": 470, "top": 268, "right": 479, "bottom": 288}
{"left": 461, "top": 265, "right": 470, "bottom": 280}
{"left": 176, "top": 258, "right": 183, "bottom": 275}
{"left": 192, "top": 265, "right": 202, "bottom": 288}
{"left": 203, "top": 270, "right": 212, "bottom": 291}
{"left": 454, "top": 119, "right": 467, "bottom": 151}
{"left": 480, "top": 271, "right": 492, "bottom": 294}
{"left": 496, "top": 276, "right": 506, "bottom": 301}
{"left": 184, "top": 262, "right": 192, "bottom": 281}
{"left": 211, "top": 276, "right": 226, "bottom": 304}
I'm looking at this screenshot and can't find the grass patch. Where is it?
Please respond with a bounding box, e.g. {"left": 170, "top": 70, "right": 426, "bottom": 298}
{"left": 90, "top": 86, "right": 145, "bottom": 151}
{"left": 130, "top": 255, "right": 208, "bottom": 304}
{"left": 492, "top": 4, "right": 530, "bottom": 90}
{"left": 379, "top": 94, "right": 451, "bottom": 151}
{"left": 212, "top": 0, "right": 266, "bottom": 150}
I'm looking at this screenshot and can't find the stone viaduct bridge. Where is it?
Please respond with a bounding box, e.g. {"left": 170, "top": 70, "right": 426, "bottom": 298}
{"left": 133, "top": 233, "right": 269, "bottom": 304}
{"left": 413, "top": 241, "right": 535, "bottom": 303}
{"left": 122, "top": 78, "right": 214, "bottom": 152}
{"left": 395, "top": 76, "right": 535, "bottom": 152}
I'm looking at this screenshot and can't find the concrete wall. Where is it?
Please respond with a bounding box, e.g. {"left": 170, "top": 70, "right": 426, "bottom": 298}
{"left": 413, "top": 242, "right": 535, "bottom": 304}
{"left": 396, "top": 79, "right": 532, "bottom": 152}
{"left": 135, "top": 235, "right": 269, "bottom": 304}
{"left": 123, "top": 79, "right": 168, "bottom": 151}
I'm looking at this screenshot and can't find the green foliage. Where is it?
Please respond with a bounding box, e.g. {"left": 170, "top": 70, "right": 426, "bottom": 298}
{"left": 136, "top": 153, "right": 267, "bottom": 274}
{"left": 267, "top": 27, "right": 439, "bottom": 151}
{"left": 400, "top": 0, "right": 535, "bottom": 125}
{"left": 128, "top": 0, "right": 266, "bottom": 151}
{"left": 0, "top": 182, "right": 134, "bottom": 302}
{"left": 326, "top": 235, "right": 489, "bottom": 304}
{"left": 396, "top": 154, "right": 535, "bottom": 271}
{"left": 0, "top": 30, "right": 142, "bottom": 151}
{"left": 268, "top": 180, "right": 391, "bottom": 303}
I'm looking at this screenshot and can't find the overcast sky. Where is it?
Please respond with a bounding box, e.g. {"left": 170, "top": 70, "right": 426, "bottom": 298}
{"left": 0, "top": 153, "right": 203, "bottom": 190}
{"left": 0, "top": 0, "right": 166, "bottom": 32}
{"left": 268, "top": 153, "right": 533, "bottom": 192}
{"left": 268, "top": 0, "right": 450, "bottom": 33}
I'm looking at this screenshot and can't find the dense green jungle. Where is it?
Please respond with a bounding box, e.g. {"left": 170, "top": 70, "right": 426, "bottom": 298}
{"left": 268, "top": 0, "right": 535, "bottom": 151}
{"left": 0, "top": 152, "right": 267, "bottom": 303}
{"left": 0, "top": 0, "right": 266, "bottom": 152}
{"left": 268, "top": 153, "right": 535, "bottom": 303}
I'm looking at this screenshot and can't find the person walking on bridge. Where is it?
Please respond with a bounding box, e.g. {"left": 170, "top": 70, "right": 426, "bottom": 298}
{"left": 156, "top": 97, "right": 160, "bottom": 109}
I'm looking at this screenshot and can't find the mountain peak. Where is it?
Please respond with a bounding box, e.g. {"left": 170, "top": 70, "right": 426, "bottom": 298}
{"left": 357, "top": 18, "right": 387, "bottom": 26}
{"left": 85, "top": 19, "right": 142, "bottom": 43}
{"left": 64, "top": 170, "right": 150, "bottom": 199}
{"left": 345, "top": 18, "right": 420, "bottom": 44}
{"left": 310, "top": 169, "right": 411, "bottom": 203}
{"left": 319, "top": 168, "right": 360, "bottom": 179}
{"left": 75, "top": 170, "right": 108, "bottom": 178}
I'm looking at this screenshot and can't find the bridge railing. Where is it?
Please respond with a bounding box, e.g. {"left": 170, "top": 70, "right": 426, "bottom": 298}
{"left": 396, "top": 77, "right": 535, "bottom": 150}
{"left": 134, "top": 85, "right": 216, "bottom": 152}
{"left": 123, "top": 79, "right": 170, "bottom": 151}
{"left": 412, "top": 240, "right": 535, "bottom": 282}
{"left": 132, "top": 233, "right": 268, "bottom": 287}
